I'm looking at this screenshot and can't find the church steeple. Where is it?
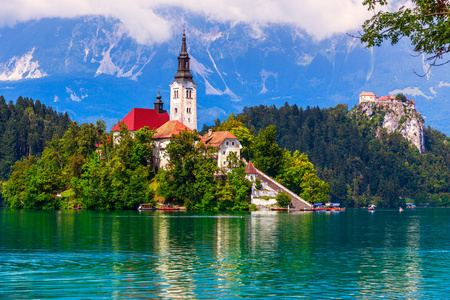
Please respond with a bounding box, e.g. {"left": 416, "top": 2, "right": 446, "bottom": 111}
{"left": 174, "top": 29, "right": 194, "bottom": 82}
{"left": 154, "top": 89, "right": 164, "bottom": 114}
{"left": 170, "top": 29, "right": 198, "bottom": 131}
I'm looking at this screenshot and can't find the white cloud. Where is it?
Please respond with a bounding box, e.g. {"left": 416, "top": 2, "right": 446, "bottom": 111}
{"left": 430, "top": 87, "right": 436, "bottom": 95}
{"left": 0, "top": 0, "right": 381, "bottom": 45}
{"left": 66, "top": 86, "right": 88, "bottom": 102}
{"left": 437, "top": 81, "right": 450, "bottom": 88}
{"left": 389, "top": 87, "right": 433, "bottom": 100}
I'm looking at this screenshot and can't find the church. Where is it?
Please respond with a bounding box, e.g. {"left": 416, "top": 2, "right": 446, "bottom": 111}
{"left": 111, "top": 30, "right": 242, "bottom": 170}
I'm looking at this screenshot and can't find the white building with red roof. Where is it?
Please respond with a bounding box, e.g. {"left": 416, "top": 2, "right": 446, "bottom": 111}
{"left": 359, "top": 91, "right": 378, "bottom": 103}
{"left": 201, "top": 129, "right": 242, "bottom": 169}
{"left": 111, "top": 91, "right": 169, "bottom": 138}
{"left": 152, "top": 120, "right": 195, "bottom": 169}
{"left": 244, "top": 161, "right": 258, "bottom": 182}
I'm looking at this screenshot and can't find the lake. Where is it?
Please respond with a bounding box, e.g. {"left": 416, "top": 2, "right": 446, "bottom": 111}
{"left": 1, "top": 208, "right": 449, "bottom": 299}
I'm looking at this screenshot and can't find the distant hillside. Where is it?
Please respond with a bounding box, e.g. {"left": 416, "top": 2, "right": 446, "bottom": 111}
{"left": 0, "top": 96, "right": 72, "bottom": 181}
{"left": 238, "top": 103, "right": 450, "bottom": 207}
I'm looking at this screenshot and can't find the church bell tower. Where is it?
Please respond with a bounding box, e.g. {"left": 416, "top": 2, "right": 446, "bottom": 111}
{"left": 169, "top": 29, "right": 197, "bottom": 131}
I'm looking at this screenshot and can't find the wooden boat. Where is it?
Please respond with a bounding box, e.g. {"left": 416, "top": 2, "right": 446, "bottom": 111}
{"left": 138, "top": 203, "right": 157, "bottom": 211}
{"left": 157, "top": 204, "right": 181, "bottom": 211}
{"left": 312, "top": 203, "right": 327, "bottom": 211}
{"left": 325, "top": 203, "right": 345, "bottom": 211}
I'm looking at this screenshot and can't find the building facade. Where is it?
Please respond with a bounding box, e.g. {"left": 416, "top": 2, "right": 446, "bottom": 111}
{"left": 201, "top": 129, "right": 243, "bottom": 169}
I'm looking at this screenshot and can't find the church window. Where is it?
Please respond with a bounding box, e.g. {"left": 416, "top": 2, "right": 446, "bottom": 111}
{"left": 174, "top": 90, "right": 179, "bottom": 98}
{"left": 222, "top": 151, "right": 226, "bottom": 155}
{"left": 226, "top": 141, "right": 229, "bottom": 146}
{"left": 188, "top": 118, "right": 190, "bottom": 122}
{"left": 175, "top": 108, "right": 178, "bottom": 114}
{"left": 186, "top": 89, "right": 192, "bottom": 98}
{"left": 232, "top": 142, "right": 235, "bottom": 146}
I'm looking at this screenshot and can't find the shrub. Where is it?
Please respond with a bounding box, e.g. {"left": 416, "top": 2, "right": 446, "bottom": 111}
{"left": 255, "top": 178, "right": 262, "bottom": 190}
{"left": 276, "top": 192, "right": 291, "bottom": 208}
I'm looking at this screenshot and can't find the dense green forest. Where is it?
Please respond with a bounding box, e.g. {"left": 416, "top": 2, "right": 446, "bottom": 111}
{"left": 0, "top": 96, "right": 71, "bottom": 181}
{"left": 2, "top": 121, "right": 156, "bottom": 209}
{"left": 0, "top": 97, "right": 71, "bottom": 204}
{"left": 226, "top": 103, "right": 450, "bottom": 207}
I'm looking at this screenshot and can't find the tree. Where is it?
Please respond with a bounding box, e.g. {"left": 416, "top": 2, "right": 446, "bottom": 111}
{"left": 253, "top": 125, "right": 283, "bottom": 178}
{"left": 276, "top": 150, "right": 316, "bottom": 195}
{"left": 157, "top": 130, "right": 219, "bottom": 206}
{"left": 395, "top": 93, "right": 407, "bottom": 102}
{"left": 212, "top": 113, "right": 246, "bottom": 132}
{"left": 276, "top": 192, "right": 291, "bottom": 208}
{"left": 216, "top": 167, "right": 252, "bottom": 211}
{"left": 359, "top": 0, "right": 450, "bottom": 72}
{"left": 230, "top": 126, "right": 254, "bottom": 161}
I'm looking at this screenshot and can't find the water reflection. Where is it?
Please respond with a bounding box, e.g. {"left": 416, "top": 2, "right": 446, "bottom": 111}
{"left": 1, "top": 209, "right": 450, "bottom": 298}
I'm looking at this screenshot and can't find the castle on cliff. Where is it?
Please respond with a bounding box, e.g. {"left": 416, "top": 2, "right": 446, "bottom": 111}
{"left": 359, "top": 91, "right": 416, "bottom": 110}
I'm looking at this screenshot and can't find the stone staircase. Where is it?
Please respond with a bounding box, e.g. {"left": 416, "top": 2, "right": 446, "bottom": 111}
{"left": 248, "top": 162, "right": 312, "bottom": 210}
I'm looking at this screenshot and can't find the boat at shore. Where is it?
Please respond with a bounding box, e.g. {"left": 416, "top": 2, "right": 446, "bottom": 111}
{"left": 138, "top": 203, "right": 184, "bottom": 211}
{"left": 312, "top": 203, "right": 327, "bottom": 211}
{"left": 368, "top": 204, "right": 376, "bottom": 210}
{"left": 325, "top": 203, "right": 345, "bottom": 211}
{"left": 138, "top": 203, "right": 157, "bottom": 211}
{"left": 158, "top": 204, "right": 182, "bottom": 211}
{"left": 406, "top": 203, "right": 416, "bottom": 209}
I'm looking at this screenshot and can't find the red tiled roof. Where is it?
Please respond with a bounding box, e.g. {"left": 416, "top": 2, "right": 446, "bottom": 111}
{"left": 153, "top": 120, "right": 193, "bottom": 139}
{"left": 111, "top": 108, "right": 169, "bottom": 132}
{"left": 245, "top": 161, "right": 257, "bottom": 174}
{"left": 200, "top": 131, "right": 238, "bottom": 148}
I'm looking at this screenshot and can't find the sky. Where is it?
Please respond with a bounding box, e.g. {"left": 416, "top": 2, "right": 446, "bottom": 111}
{"left": 0, "top": 0, "right": 402, "bottom": 45}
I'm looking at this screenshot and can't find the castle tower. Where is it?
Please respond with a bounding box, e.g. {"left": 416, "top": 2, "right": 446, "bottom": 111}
{"left": 169, "top": 29, "right": 197, "bottom": 131}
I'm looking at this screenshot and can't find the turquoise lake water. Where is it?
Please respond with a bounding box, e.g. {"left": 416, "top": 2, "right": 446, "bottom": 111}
{"left": 1, "top": 208, "right": 450, "bottom": 299}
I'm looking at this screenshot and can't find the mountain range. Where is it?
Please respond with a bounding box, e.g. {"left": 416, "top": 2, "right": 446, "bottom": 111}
{"left": 1, "top": 12, "right": 449, "bottom": 134}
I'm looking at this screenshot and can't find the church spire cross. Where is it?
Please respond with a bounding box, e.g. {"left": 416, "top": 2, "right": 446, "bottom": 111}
{"left": 180, "top": 29, "right": 187, "bottom": 55}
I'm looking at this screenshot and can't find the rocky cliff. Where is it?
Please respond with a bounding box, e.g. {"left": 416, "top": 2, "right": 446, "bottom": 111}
{"left": 352, "top": 101, "right": 425, "bottom": 153}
